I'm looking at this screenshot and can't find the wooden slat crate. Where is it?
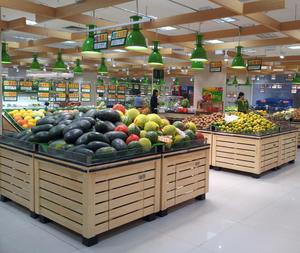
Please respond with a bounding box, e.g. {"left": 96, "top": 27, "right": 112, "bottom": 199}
{"left": 290, "top": 122, "right": 300, "bottom": 147}
{"left": 160, "top": 146, "right": 209, "bottom": 213}
{"left": 0, "top": 145, "right": 35, "bottom": 213}
{"left": 34, "top": 154, "right": 161, "bottom": 246}
{"left": 278, "top": 131, "right": 297, "bottom": 166}
{"left": 198, "top": 130, "right": 212, "bottom": 165}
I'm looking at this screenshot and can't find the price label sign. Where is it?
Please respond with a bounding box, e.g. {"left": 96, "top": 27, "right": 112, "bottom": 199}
{"left": 69, "top": 92, "right": 79, "bottom": 102}
{"left": 55, "top": 83, "right": 66, "bottom": 92}
{"left": 3, "top": 80, "right": 17, "bottom": 91}
{"left": 94, "top": 32, "right": 108, "bottom": 51}
{"left": 81, "top": 83, "right": 91, "bottom": 93}
{"left": 3, "top": 91, "right": 17, "bottom": 101}
{"left": 81, "top": 93, "right": 91, "bottom": 102}
{"left": 19, "top": 81, "right": 33, "bottom": 91}
{"left": 55, "top": 93, "right": 66, "bottom": 102}
{"left": 38, "top": 92, "right": 50, "bottom": 101}
{"left": 247, "top": 59, "right": 262, "bottom": 71}
{"left": 110, "top": 29, "right": 128, "bottom": 47}
{"left": 68, "top": 83, "right": 79, "bottom": 92}
{"left": 96, "top": 85, "right": 105, "bottom": 93}
{"left": 209, "top": 61, "right": 222, "bottom": 72}
{"left": 38, "top": 82, "right": 50, "bottom": 92}
{"left": 117, "top": 85, "right": 126, "bottom": 94}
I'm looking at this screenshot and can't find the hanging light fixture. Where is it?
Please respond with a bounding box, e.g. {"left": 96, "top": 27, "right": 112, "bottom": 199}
{"left": 143, "top": 75, "right": 149, "bottom": 84}
{"left": 173, "top": 78, "right": 180, "bottom": 86}
{"left": 232, "top": 76, "right": 238, "bottom": 85}
{"left": 231, "top": 27, "right": 246, "bottom": 69}
{"left": 2, "top": 42, "right": 11, "bottom": 64}
{"left": 191, "top": 61, "right": 204, "bottom": 70}
{"left": 125, "top": 15, "right": 147, "bottom": 51}
{"left": 292, "top": 73, "right": 300, "bottom": 84}
{"left": 30, "top": 54, "right": 41, "bottom": 71}
{"left": 148, "top": 41, "right": 163, "bottom": 66}
{"left": 53, "top": 52, "right": 66, "bottom": 71}
{"left": 98, "top": 58, "right": 108, "bottom": 74}
{"left": 190, "top": 33, "right": 208, "bottom": 62}
{"left": 244, "top": 76, "right": 251, "bottom": 86}
{"left": 73, "top": 59, "right": 83, "bottom": 74}
{"left": 82, "top": 24, "right": 101, "bottom": 55}
{"left": 158, "top": 79, "right": 165, "bottom": 85}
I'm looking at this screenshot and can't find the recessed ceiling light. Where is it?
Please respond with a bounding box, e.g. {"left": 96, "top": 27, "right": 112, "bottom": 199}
{"left": 214, "top": 17, "right": 237, "bottom": 24}
{"left": 205, "top": 40, "right": 224, "bottom": 44}
{"left": 113, "top": 49, "right": 127, "bottom": 52}
{"left": 158, "top": 26, "right": 177, "bottom": 31}
{"left": 279, "top": 55, "right": 285, "bottom": 59}
{"left": 26, "top": 19, "right": 37, "bottom": 26}
{"left": 64, "top": 41, "right": 77, "bottom": 44}
{"left": 288, "top": 45, "right": 300, "bottom": 50}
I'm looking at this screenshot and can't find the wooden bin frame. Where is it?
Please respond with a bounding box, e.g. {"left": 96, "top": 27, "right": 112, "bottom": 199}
{"left": 290, "top": 122, "right": 300, "bottom": 147}
{"left": 34, "top": 154, "right": 161, "bottom": 246}
{"left": 211, "top": 130, "right": 298, "bottom": 176}
{"left": 0, "top": 144, "right": 35, "bottom": 216}
{"left": 160, "top": 146, "right": 210, "bottom": 215}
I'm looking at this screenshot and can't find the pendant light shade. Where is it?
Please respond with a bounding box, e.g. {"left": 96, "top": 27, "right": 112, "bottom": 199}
{"left": 232, "top": 76, "right": 238, "bottom": 85}
{"left": 232, "top": 46, "right": 246, "bottom": 69}
{"left": 73, "top": 59, "right": 83, "bottom": 74}
{"left": 98, "top": 58, "right": 108, "bottom": 74}
{"left": 191, "top": 61, "right": 204, "bottom": 70}
{"left": 125, "top": 16, "right": 147, "bottom": 51}
{"left": 143, "top": 75, "right": 149, "bottom": 84}
{"left": 158, "top": 79, "right": 165, "bottom": 86}
{"left": 2, "top": 42, "right": 11, "bottom": 64}
{"left": 292, "top": 73, "right": 300, "bottom": 84}
{"left": 53, "top": 52, "right": 66, "bottom": 71}
{"left": 148, "top": 41, "right": 163, "bottom": 66}
{"left": 190, "top": 34, "right": 208, "bottom": 62}
{"left": 82, "top": 24, "right": 101, "bottom": 54}
{"left": 245, "top": 76, "right": 251, "bottom": 86}
{"left": 30, "top": 54, "right": 41, "bottom": 70}
{"left": 174, "top": 78, "right": 180, "bottom": 86}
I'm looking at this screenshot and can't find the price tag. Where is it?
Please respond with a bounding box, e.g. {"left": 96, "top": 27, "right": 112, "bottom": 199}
{"left": 81, "top": 93, "right": 91, "bottom": 102}
{"left": 96, "top": 85, "right": 105, "bottom": 93}
{"left": 69, "top": 92, "right": 79, "bottom": 102}
{"left": 3, "top": 80, "right": 17, "bottom": 91}
{"left": 110, "top": 29, "right": 128, "bottom": 47}
{"left": 38, "top": 92, "right": 49, "bottom": 101}
{"left": 68, "top": 83, "right": 79, "bottom": 92}
{"left": 55, "top": 93, "right": 66, "bottom": 102}
{"left": 94, "top": 32, "right": 108, "bottom": 50}
{"left": 3, "top": 91, "right": 17, "bottom": 101}
{"left": 81, "top": 83, "right": 91, "bottom": 93}
{"left": 19, "top": 81, "right": 33, "bottom": 91}
{"left": 55, "top": 83, "right": 66, "bottom": 92}
{"left": 38, "top": 82, "right": 50, "bottom": 92}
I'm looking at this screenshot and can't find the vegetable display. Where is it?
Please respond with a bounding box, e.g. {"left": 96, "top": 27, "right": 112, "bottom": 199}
{"left": 183, "top": 113, "right": 224, "bottom": 130}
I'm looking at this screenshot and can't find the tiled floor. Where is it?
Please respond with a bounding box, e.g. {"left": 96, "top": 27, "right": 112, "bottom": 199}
{"left": 1, "top": 154, "right": 300, "bottom": 253}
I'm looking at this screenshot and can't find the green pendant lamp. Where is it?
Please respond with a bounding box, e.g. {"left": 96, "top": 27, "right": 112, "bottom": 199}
{"left": 30, "top": 54, "right": 41, "bottom": 71}
{"left": 232, "top": 76, "right": 238, "bottom": 85}
{"left": 244, "top": 76, "right": 251, "bottom": 86}
{"left": 191, "top": 61, "right": 204, "bottom": 70}
{"left": 158, "top": 79, "right": 165, "bottom": 85}
{"left": 292, "top": 73, "right": 300, "bottom": 84}
{"left": 53, "top": 52, "right": 66, "bottom": 71}
{"left": 143, "top": 75, "right": 149, "bottom": 84}
{"left": 232, "top": 46, "right": 246, "bottom": 69}
{"left": 190, "top": 34, "right": 208, "bottom": 62}
{"left": 148, "top": 41, "right": 163, "bottom": 66}
{"left": 82, "top": 24, "right": 101, "bottom": 55}
{"left": 73, "top": 59, "right": 83, "bottom": 74}
{"left": 125, "top": 16, "right": 147, "bottom": 51}
{"left": 98, "top": 58, "right": 108, "bottom": 74}
{"left": 173, "top": 78, "right": 180, "bottom": 86}
{"left": 2, "top": 42, "right": 11, "bottom": 64}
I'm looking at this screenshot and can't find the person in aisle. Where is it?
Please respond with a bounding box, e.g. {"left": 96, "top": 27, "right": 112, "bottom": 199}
{"left": 150, "top": 89, "right": 159, "bottom": 113}
{"left": 134, "top": 90, "right": 143, "bottom": 109}
{"left": 236, "top": 92, "right": 249, "bottom": 113}
{"left": 44, "top": 102, "right": 50, "bottom": 112}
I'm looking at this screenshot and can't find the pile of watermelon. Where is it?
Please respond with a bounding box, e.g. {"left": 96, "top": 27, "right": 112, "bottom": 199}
{"left": 11, "top": 103, "right": 205, "bottom": 159}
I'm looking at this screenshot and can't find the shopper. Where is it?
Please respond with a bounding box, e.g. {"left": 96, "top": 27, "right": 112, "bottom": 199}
{"left": 150, "top": 89, "right": 159, "bottom": 113}
{"left": 236, "top": 92, "right": 249, "bottom": 113}
{"left": 134, "top": 90, "right": 143, "bottom": 109}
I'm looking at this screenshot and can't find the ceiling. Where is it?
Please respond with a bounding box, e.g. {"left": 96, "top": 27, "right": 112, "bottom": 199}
{"left": 1, "top": 0, "right": 300, "bottom": 76}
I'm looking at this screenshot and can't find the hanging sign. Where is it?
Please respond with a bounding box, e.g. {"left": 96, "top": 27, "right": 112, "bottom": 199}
{"left": 69, "top": 92, "right": 79, "bottom": 102}
{"left": 55, "top": 93, "right": 66, "bottom": 102}
{"left": 38, "top": 82, "right": 50, "bottom": 92}
{"left": 19, "top": 81, "right": 33, "bottom": 91}
{"left": 38, "top": 92, "right": 50, "bottom": 101}
{"left": 68, "top": 83, "right": 79, "bottom": 92}
{"left": 55, "top": 83, "right": 66, "bottom": 92}
{"left": 3, "top": 80, "right": 17, "bottom": 91}
{"left": 94, "top": 32, "right": 108, "bottom": 51}
{"left": 3, "top": 91, "right": 17, "bottom": 101}
{"left": 247, "top": 59, "right": 262, "bottom": 71}
{"left": 81, "top": 83, "right": 91, "bottom": 93}
{"left": 209, "top": 61, "right": 222, "bottom": 72}
{"left": 108, "top": 85, "right": 116, "bottom": 94}
{"left": 96, "top": 85, "right": 105, "bottom": 93}
{"left": 110, "top": 29, "right": 128, "bottom": 47}
{"left": 81, "top": 93, "right": 91, "bottom": 102}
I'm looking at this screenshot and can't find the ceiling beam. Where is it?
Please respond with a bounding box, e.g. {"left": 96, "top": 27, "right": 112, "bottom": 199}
{"left": 243, "top": 0, "right": 285, "bottom": 14}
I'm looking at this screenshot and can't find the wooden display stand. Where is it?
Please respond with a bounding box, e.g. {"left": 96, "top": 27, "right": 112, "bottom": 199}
{"left": 200, "top": 130, "right": 213, "bottom": 166}
{"left": 0, "top": 145, "right": 36, "bottom": 217}
{"left": 160, "top": 146, "right": 209, "bottom": 216}
{"left": 34, "top": 154, "right": 161, "bottom": 246}
{"left": 211, "top": 130, "right": 297, "bottom": 177}
{"left": 290, "top": 122, "right": 300, "bottom": 147}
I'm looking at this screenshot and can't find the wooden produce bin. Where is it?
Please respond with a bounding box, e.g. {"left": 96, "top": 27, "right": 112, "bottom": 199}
{"left": 34, "top": 154, "right": 161, "bottom": 246}
{"left": 160, "top": 146, "right": 210, "bottom": 215}
{"left": 0, "top": 144, "right": 36, "bottom": 216}
{"left": 290, "top": 122, "right": 300, "bottom": 147}
{"left": 199, "top": 130, "right": 213, "bottom": 166}
{"left": 211, "top": 130, "right": 298, "bottom": 177}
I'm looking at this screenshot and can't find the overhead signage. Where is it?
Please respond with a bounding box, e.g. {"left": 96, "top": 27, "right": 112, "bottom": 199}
{"left": 209, "top": 61, "right": 222, "bottom": 72}
{"left": 19, "top": 81, "right": 33, "bottom": 91}
{"left": 81, "top": 93, "right": 91, "bottom": 102}
{"left": 68, "top": 83, "right": 79, "bottom": 92}
{"left": 38, "top": 82, "right": 50, "bottom": 92}
{"left": 3, "top": 80, "right": 17, "bottom": 91}
{"left": 81, "top": 83, "right": 91, "bottom": 93}
{"left": 110, "top": 29, "right": 128, "bottom": 47}
{"left": 55, "top": 93, "right": 66, "bottom": 102}
{"left": 55, "top": 83, "right": 66, "bottom": 92}
{"left": 3, "top": 91, "right": 17, "bottom": 101}
{"left": 94, "top": 32, "right": 108, "bottom": 51}
{"left": 247, "top": 59, "right": 262, "bottom": 71}
{"left": 38, "top": 92, "right": 50, "bottom": 102}
{"left": 69, "top": 92, "right": 79, "bottom": 102}
{"left": 96, "top": 85, "right": 105, "bottom": 94}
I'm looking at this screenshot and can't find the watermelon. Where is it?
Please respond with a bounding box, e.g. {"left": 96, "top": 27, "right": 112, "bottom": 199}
{"left": 126, "top": 134, "right": 140, "bottom": 144}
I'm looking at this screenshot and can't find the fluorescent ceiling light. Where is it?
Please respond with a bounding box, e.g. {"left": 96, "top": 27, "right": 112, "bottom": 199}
{"left": 158, "top": 26, "right": 177, "bottom": 31}
{"left": 205, "top": 40, "right": 224, "bottom": 44}
{"left": 280, "top": 55, "right": 285, "bottom": 59}
{"left": 26, "top": 19, "right": 37, "bottom": 26}
{"left": 214, "top": 17, "right": 237, "bottom": 23}
{"left": 288, "top": 45, "right": 300, "bottom": 49}
{"left": 113, "top": 49, "right": 127, "bottom": 52}
{"left": 63, "top": 41, "right": 77, "bottom": 44}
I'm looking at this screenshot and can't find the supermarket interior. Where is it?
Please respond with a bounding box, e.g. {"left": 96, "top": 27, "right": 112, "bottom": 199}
{"left": 1, "top": 0, "right": 300, "bottom": 253}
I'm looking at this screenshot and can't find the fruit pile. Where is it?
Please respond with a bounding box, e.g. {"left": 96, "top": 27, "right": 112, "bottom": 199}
{"left": 292, "top": 108, "right": 300, "bottom": 121}
{"left": 8, "top": 109, "right": 45, "bottom": 129}
{"left": 12, "top": 103, "right": 204, "bottom": 160}
{"left": 183, "top": 113, "right": 224, "bottom": 130}
{"left": 270, "top": 109, "right": 293, "bottom": 121}
{"left": 214, "top": 112, "right": 278, "bottom": 135}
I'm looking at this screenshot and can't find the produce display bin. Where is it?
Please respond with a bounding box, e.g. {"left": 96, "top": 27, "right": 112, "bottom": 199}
{"left": 34, "top": 153, "right": 161, "bottom": 246}
{"left": 290, "top": 122, "right": 300, "bottom": 147}
{"left": 0, "top": 140, "right": 36, "bottom": 216}
{"left": 199, "top": 130, "right": 213, "bottom": 166}
{"left": 211, "top": 130, "right": 297, "bottom": 177}
{"left": 160, "top": 145, "right": 210, "bottom": 215}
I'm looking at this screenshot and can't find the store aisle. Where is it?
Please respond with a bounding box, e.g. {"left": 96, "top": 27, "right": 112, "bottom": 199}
{"left": 1, "top": 153, "right": 300, "bottom": 253}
